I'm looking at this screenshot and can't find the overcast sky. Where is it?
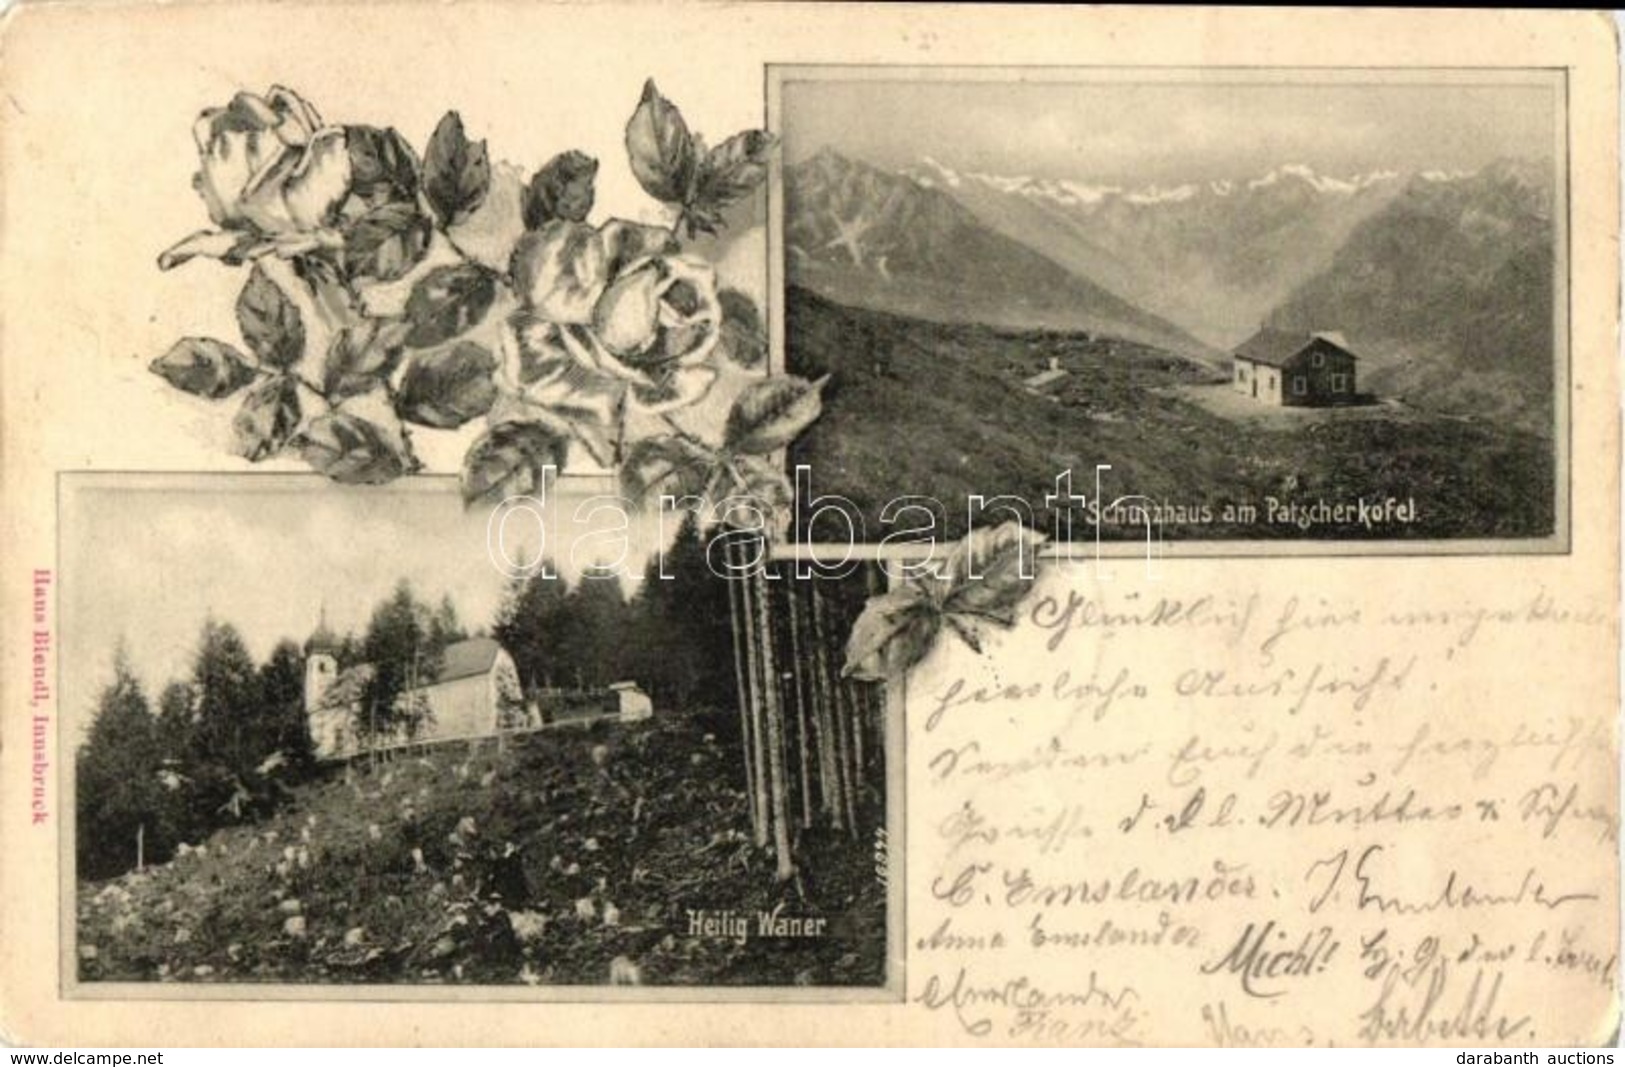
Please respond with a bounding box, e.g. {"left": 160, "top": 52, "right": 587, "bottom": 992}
{"left": 62, "top": 477, "right": 674, "bottom": 732}
{"left": 781, "top": 77, "right": 1558, "bottom": 185}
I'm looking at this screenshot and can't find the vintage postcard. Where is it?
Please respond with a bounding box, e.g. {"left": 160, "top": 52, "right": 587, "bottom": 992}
{"left": 0, "top": 3, "right": 1617, "bottom": 1049}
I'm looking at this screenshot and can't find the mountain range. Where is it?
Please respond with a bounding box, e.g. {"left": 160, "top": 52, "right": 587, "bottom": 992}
{"left": 785, "top": 148, "right": 1557, "bottom": 431}
{"left": 783, "top": 148, "right": 1206, "bottom": 356}
{"left": 904, "top": 156, "right": 1409, "bottom": 348}
{"left": 1269, "top": 159, "right": 1554, "bottom": 433}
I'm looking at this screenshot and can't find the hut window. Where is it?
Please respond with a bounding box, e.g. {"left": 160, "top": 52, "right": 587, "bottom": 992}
{"left": 1312, "top": 351, "right": 1325, "bottom": 367}
{"left": 1332, "top": 373, "right": 1348, "bottom": 392}
{"left": 1293, "top": 377, "right": 1307, "bottom": 396}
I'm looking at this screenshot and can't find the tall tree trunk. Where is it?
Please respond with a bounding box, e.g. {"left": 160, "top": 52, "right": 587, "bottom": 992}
{"left": 850, "top": 679, "right": 866, "bottom": 792}
{"left": 786, "top": 578, "right": 814, "bottom": 828}
{"left": 832, "top": 665, "right": 859, "bottom": 836}
{"left": 724, "top": 535, "right": 758, "bottom": 840}
{"left": 738, "top": 538, "right": 770, "bottom": 847}
{"left": 809, "top": 581, "right": 843, "bottom": 830}
{"left": 832, "top": 582, "right": 861, "bottom": 834}
{"left": 861, "top": 682, "right": 882, "bottom": 780}
{"left": 754, "top": 564, "right": 794, "bottom": 880}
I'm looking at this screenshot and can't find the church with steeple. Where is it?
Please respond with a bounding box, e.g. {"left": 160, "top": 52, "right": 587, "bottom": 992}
{"left": 301, "top": 613, "right": 529, "bottom": 761}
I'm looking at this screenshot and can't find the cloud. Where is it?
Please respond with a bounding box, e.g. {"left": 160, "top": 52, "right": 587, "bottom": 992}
{"left": 783, "top": 78, "right": 1556, "bottom": 185}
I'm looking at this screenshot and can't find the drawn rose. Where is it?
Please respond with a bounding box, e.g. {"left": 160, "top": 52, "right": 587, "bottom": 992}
{"left": 158, "top": 87, "right": 352, "bottom": 270}
{"left": 504, "top": 219, "right": 722, "bottom": 415}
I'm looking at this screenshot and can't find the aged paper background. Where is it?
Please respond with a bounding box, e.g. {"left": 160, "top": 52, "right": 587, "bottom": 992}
{"left": 0, "top": 3, "right": 1618, "bottom": 1047}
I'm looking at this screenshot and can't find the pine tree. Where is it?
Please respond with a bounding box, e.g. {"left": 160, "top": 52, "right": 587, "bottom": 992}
{"left": 558, "top": 574, "right": 632, "bottom": 688}
{"left": 259, "top": 640, "right": 314, "bottom": 775}
{"left": 631, "top": 515, "right": 737, "bottom": 711}
{"left": 188, "top": 619, "right": 266, "bottom": 820}
{"left": 429, "top": 595, "right": 468, "bottom": 652}
{"left": 152, "top": 680, "right": 200, "bottom": 845}
{"left": 77, "top": 649, "right": 166, "bottom": 879}
{"left": 494, "top": 567, "right": 570, "bottom": 695}
{"left": 360, "top": 581, "right": 442, "bottom": 745}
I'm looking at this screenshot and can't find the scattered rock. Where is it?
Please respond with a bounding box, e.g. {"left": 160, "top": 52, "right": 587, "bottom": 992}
{"left": 609, "top": 956, "right": 642, "bottom": 985}
{"left": 508, "top": 911, "right": 548, "bottom": 944}
{"left": 283, "top": 916, "right": 307, "bottom": 938}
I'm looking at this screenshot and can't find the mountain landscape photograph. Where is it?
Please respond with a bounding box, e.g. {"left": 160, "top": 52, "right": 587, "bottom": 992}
{"left": 776, "top": 72, "right": 1563, "bottom": 544}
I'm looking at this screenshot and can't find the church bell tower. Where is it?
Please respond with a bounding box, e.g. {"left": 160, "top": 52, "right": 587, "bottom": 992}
{"left": 304, "top": 608, "right": 339, "bottom": 711}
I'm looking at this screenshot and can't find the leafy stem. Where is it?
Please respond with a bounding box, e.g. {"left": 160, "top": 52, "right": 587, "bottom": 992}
{"left": 437, "top": 225, "right": 481, "bottom": 272}
{"left": 658, "top": 411, "right": 712, "bottom": 451}
{"left": 428, "top": 213, "right": 516, "bottom": 292}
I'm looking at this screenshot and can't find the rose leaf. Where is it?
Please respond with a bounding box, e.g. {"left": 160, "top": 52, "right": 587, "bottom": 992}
{"left": 722, "top": 374, "right": 827, "bottom": 455}
{"left": 235, "top": 265, "right": 306, "bottom": 369}
{"left": 150, "top": 338, "right": 258, "bottom": 399}
{"left": 423, "top": 111, "right": 491, "bottom": 226}
{"left": 397, "top": 341, "right": 499, "bottom": 428}
{"left": 403, "top": 263, "right": 498, "bottom": 348}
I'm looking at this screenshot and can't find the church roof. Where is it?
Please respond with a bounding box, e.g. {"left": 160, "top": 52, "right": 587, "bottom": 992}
{"left": 436, "top": 637, "right": 504, "bottom": 683}
{"left": 305, "top": 608, "right": 339, "bottom": 654}
{"left": 313, "top": 638, "right": 503, "bottom": 711}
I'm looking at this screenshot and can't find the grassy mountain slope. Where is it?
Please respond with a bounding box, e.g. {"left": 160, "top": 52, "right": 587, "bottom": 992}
{"left": 786, "top": 286, "right": 1555, "bottom": 542}
{"left": 78, "top": 715, "right": 886, "bottom": 986}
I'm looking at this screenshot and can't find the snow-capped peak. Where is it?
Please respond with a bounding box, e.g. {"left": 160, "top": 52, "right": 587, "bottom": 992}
{"left": 909, "top": 157, "right": 1121, "bottom": 206}
{"left": 1247, "top": 164, "right": 1399, "bottom": 194}
{"left": 916, "top": 155, "right": 962, "bottom": 189}
{"left": 1124, "top": 183, "right": 1198, "bottom": 205}
{"left": 909, "top": 156, "right": 1404, "bottom": 210}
